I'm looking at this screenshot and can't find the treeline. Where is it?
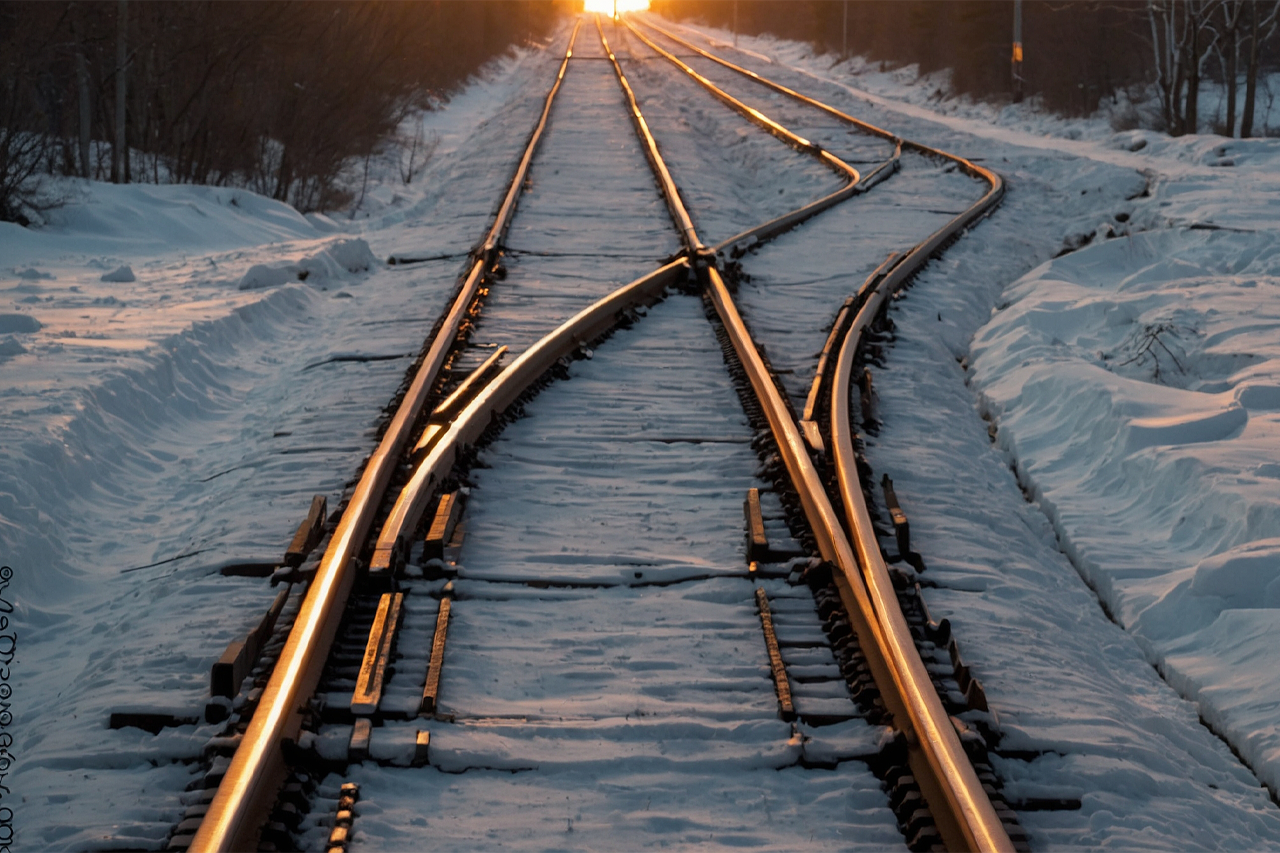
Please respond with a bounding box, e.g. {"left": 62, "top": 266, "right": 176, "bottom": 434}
{"left": 650, "top": 0, "right": 1280, "bottom": 135}
{"left": 0, "top": 0, "right": 569, "bottom": 224}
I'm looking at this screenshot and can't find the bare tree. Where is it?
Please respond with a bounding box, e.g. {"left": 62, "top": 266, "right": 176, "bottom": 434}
{"left": 0, "top": 1, "right": 568, "bottom": 222}
{"left": 1242, "top": 0, "right": 1280, "bottom": 136}
{"left": 399, "top": 117, "right": 438, "bottom": 186}
{"left": 1217, "top": 0, "right": 1247, "bottom": 134}
{"left": 1148, "top": 0, "right": 1222, "bottom": 135}
{"left": 111, "top": 0, "right": 126, "bottom": 182}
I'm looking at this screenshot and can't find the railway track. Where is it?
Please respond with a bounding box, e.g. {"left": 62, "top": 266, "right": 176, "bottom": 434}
{"left": 155, "top": 13, "right": 1019, "bottom": 852}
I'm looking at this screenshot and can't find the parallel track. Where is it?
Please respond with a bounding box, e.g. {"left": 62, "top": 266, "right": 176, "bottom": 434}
{"left": 184, "top": 13, "right": 1012, "bottom": 852}
{"left": 187, "top": 21, "right": 588, "bottom": 851}
{"left": 617, "top": 16, "right": 1010, "bottom": 852}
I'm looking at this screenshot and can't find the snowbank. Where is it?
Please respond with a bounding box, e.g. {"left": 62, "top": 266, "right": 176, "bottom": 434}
{"left": 0, "top": 180, "right": 384, "bottom": 616}
{"left": 0, "top": 181, "right": 320, "bottom": 272}
{"left": 237, "top": 239, "right": 378, "bottom": 289}
{"left": 971, "top": 220, "right": 1280, "bottom": 791}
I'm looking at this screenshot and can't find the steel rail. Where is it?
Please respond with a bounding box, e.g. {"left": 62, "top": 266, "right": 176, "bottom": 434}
{"left": 372, "top": 12, "right": 866, "bottom": 580}
{"left": 828, "top": 245, "right": 1002, "bottom": 853}
{"left": 370, "top": 258, "right": 688, "bottom": 563}
{"left": 633, "top": 15, "right": 1004, "bottom": 198}
{"left": 708, "top": 151, "right": 895, "bottom": 257}
{"left": 619, "top": 18, "right": 858, "bottom": 186}
{"left": 614, "top": 16, "right": 1013, "bottom": 852}
{"left": 598, "top": 45, "right": 916, "bottom": 835}
{"left": 599, "top": 15, "right": 897, "bottom": 262}
{"left": 188, "top": 19, "right": 584, "bottom": 852}
{"left": 595, "top": 17, "right": 701, "bottom": 252}
{"left": 480, "top": 19, "right": 584, "bottom": 260}
{"left": 636, "top": 15, "right": 898, "bottom": 145}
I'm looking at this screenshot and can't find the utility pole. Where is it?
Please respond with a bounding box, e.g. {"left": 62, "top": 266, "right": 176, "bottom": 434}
{"left": 733, "top": 0, "right": 738, "bottom": 46}
{"left": 1011, "top": 0, "right": 1024, "bottom": 103}
{"left": 842, "top": 0, "right": 848, "bottom": 58}
{"left": 113, "top": 0, "right": 128, "bottom": 183}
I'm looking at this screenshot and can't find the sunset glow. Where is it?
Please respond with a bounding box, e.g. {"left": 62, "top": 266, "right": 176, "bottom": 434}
{"left": 582, "top": 0, "right": 650, "bottom": 16}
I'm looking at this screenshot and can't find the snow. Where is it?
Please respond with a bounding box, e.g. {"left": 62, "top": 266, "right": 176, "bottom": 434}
{"left": 5, "top": 9, "right": 1280, "bottom": 850}
{"left": 2, "top": 34, "right": 569, "bottom": 848}
{"left": 318, "top": 294, "right": 900, "bottom": 851}
{"left": 237, "top": 239, "right": 377, "bottom": 290}
{"left": 651, "top": 13, "right": 1280, "bottom": 849}
{"left": 610, "top": 22, "right": 846, "bottom": 245}
{"left": 100, "top": 266, "right": 135, "bottom": 283}
{"left": 970, "top": 223, "right": 1280, "bottom": 794}
{"left": 0, "top": 183, "right": 321, "bottom": 270}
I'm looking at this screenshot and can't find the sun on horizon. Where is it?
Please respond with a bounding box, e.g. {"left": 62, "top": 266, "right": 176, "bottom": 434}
{"left": 582, "top": 0, "right": 650, "bottom": 16}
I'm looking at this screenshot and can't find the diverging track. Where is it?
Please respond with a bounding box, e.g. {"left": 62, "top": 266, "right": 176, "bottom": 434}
{"left": 171, "top": 13, "right": 1016, "bottom": 852}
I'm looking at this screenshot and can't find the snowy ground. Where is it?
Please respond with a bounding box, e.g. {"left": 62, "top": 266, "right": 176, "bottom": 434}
{"left": 323, "top": 295, "right": 900, "bottom": 851}
{"left": 4, "top": 9, "right": 1280, "bottom": 850}
{"left": 649, "top": 12, "right": 1280, "bottom": 847}
{"left": 0, "top": 40, "right": 566, "bottom": 848}
{"left": 968, "top": 171, "right": 1280, "bottom": 800}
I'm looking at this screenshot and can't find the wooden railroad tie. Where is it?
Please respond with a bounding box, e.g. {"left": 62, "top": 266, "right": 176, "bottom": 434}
{"left": 948, "top": 635, "right": 989, "bottom": 713}
{"left": 424, "top": 491, "right": 463, "bottom": 562}
{"left": 413, "top": 730, "right": 431, "bottom": 767}
{"left": 208, "top": 585, "right": 291, "bottom": 721}
{"left": 348, "top": 719, "right": 372, "bottom": 763}
{"left": 744, "top": 487, "right": 769, "bottom": 562}
{"left": 327, "top": 782, "right": 359, "bottom": 851}
{"left": 420, "top": 591, "right": 453, "bottom": 715}
{"left": 754, "top": 587, "right": 796, "bottom": 721}
{"left": 880, "top": 475, "right": 912, "bottom": 560}
{"left": 351, "top": 592, "right": 405, "bottom": 716}
{"left": 285, "top": 495, "right": 328, "bottom": 568}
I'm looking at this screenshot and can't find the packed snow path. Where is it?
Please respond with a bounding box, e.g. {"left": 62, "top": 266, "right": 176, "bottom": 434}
{"left": 5, "top": 11, "right": 1280, "bottom": 853}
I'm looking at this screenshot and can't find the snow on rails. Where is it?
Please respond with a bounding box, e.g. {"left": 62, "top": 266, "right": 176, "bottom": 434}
{"left": 163, "top": 12, "right": 1022, "bottom": 851}
{"left": 67, "top": 10, "right": 1262, "bottom": 853}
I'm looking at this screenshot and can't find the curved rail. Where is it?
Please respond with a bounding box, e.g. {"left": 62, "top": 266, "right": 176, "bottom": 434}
{"left": 189, "top": 20, "right": 584, "bottom": 852}
{"left": 633, "top": 15, "right": 1004, "bottom": 197}
{"left": 616, "top": 16, "right": 904, "bottom": 257}
{"left": 619, "top": 14, "right": 1012, "bottom": 852}
{"left": 620, "top": 19, "right": 858, "bottom": 187}
{"left": 604, "top": 15, "right": 899, "bottom": 259}
{"left": 371, "top": 13, "right": 864, "bottom": 598}
{"left": 372, "top": 258, "right": 688, "bottom": 558}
